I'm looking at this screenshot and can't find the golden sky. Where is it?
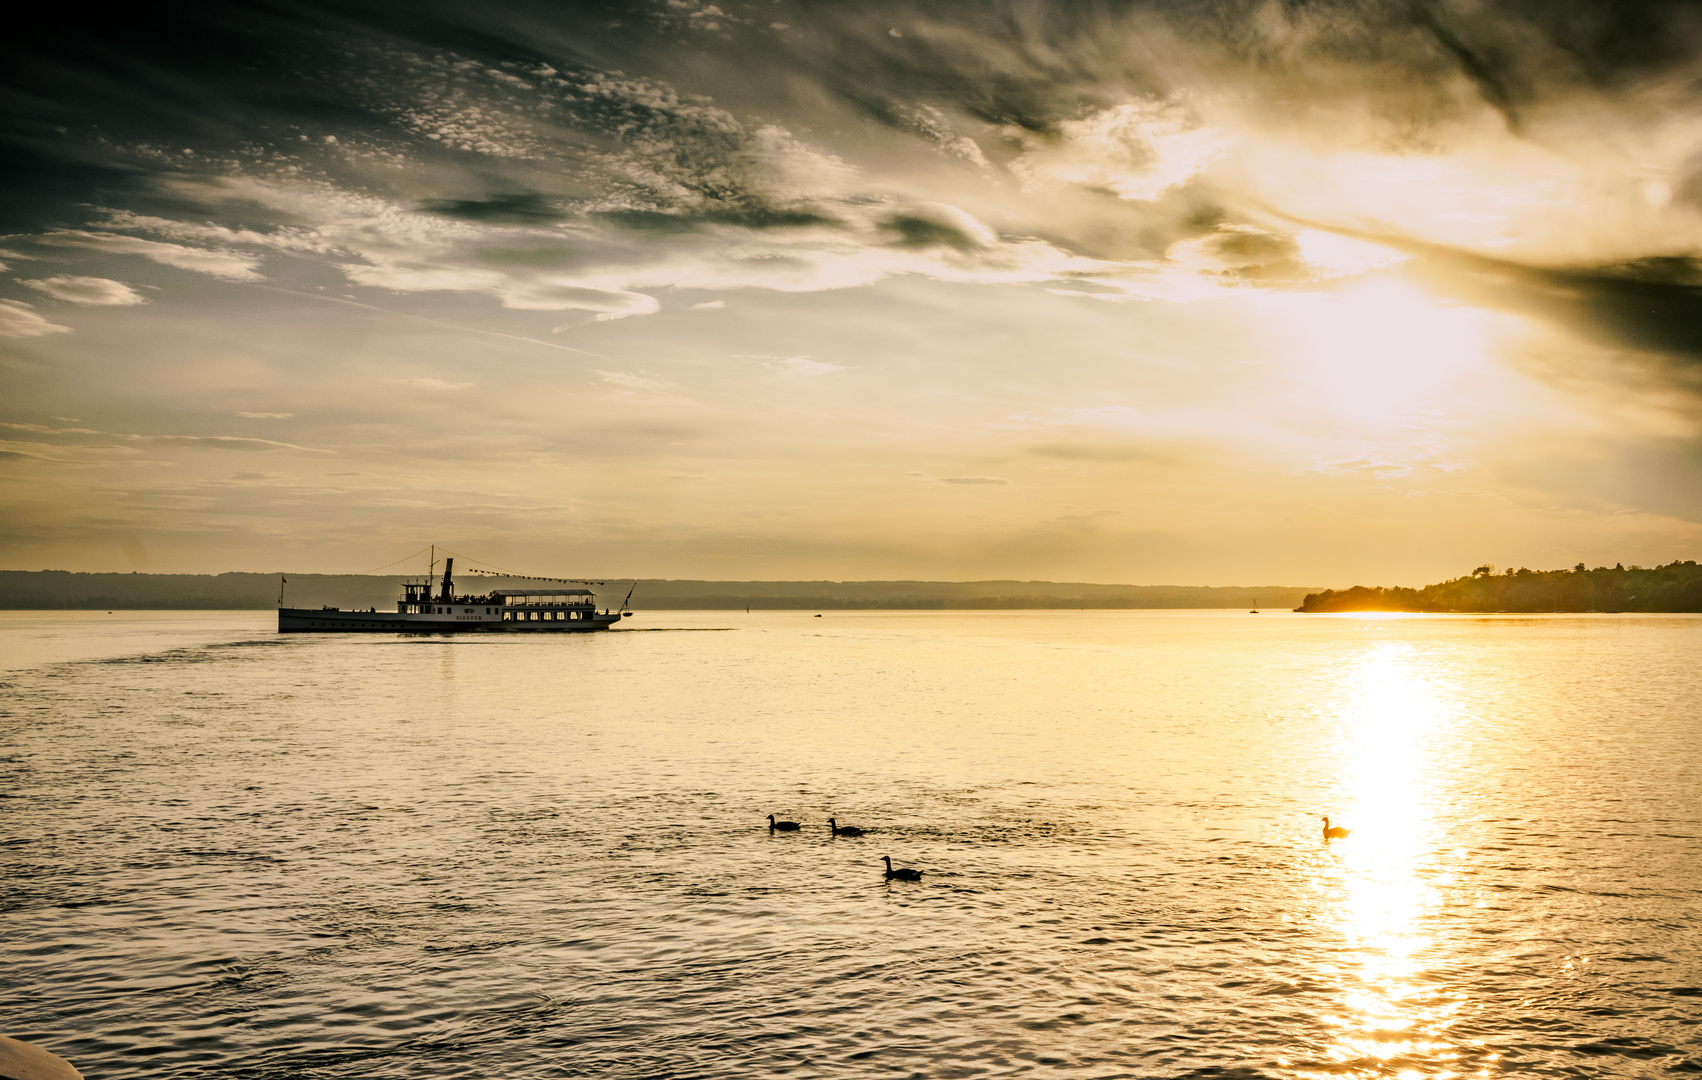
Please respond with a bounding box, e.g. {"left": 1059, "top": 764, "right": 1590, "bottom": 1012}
{"left": 2, "top": 1, "right": 1700, "bottom": 583}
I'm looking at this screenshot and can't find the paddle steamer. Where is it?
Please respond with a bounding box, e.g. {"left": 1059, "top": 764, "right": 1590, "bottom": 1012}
{"left": 277, "top": 558, "right": 628, "bottom": 633}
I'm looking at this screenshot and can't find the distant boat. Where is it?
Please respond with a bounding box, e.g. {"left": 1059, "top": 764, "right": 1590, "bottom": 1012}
{"left": 278, "top": 556, "right": 628, "bottom": 634}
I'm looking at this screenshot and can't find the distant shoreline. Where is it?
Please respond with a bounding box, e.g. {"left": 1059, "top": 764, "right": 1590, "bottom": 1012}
{"left": 0, "top": 571, "right": 1316, "bottom": 612}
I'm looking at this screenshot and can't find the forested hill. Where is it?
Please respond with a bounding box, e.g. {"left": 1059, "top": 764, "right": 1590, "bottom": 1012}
{"left": 0, "top": 572, "right": 1316, "bottom": 611}
{"left": 1296, "top": 561, "right": 1702, "bottom": 613}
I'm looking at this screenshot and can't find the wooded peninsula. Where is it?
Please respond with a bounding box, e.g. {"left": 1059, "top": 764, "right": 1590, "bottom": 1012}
{"left": 1296, "top": 561, "right": 1702, "bottom": 613}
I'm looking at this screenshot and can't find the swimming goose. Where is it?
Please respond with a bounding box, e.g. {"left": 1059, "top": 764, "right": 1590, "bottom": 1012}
{"left": 768, "top": 814, "right": 800, "bottom": 831}
{"left": 1322, "top": 816, "right": 1351, "bottom": 840}
{"left": 882, "top": 856, "right": 922, "bottom": 881}
{"left": 829, "top": 818, "right": 866, "bottom": 837}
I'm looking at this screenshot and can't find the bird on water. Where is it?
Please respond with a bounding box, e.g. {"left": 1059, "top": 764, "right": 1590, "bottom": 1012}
{"left": 768, "top": 814, "right": 801, "bottom": 831}
{"left": 1322, "top": 816, "right": 1351, "bottom": 840}
{"left": 828, "top": 818, "right": 865, "bottom": 837}
{"left": 882, "top": 856, "right": 922, "bottom": 881}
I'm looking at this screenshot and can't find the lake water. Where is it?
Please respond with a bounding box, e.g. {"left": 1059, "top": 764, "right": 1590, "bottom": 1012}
{"left": 2, "top": 609, "right": 1699, "bottom": 1079}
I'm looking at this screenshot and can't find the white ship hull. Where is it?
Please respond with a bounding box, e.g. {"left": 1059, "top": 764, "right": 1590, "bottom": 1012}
{"left": 278, "top": 606, "right": 625, "bottom": 633}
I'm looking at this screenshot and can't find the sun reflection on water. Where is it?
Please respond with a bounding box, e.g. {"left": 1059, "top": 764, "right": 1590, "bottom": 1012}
{"left": 1304, "top": 644, "right": 1467, "bottom": 1079}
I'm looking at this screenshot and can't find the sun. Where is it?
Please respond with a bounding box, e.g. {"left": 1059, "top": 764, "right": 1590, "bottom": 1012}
{"left": 1260, "top": 277, "right": 1501, "bottom": 428}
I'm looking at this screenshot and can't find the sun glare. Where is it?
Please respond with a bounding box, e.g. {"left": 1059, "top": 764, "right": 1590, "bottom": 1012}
{"left": 1303, "top": 645, "right": 1467, "bottom": 1078}
{"left": 1294, "top": 231, "right": 1409, "bottom": 278}
{"left": 1268, "top": 280, "right": 1495, "bottom": 428}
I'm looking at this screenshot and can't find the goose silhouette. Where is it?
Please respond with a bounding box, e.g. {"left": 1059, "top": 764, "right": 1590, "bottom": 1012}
{"left": 1322, "top": 816, "right": 1351, "bottom": 840}
{"left": 882, "top": 856, "right": 922, "bottom": 881}
{"left": 768, "top": 814, "right": 800, "bottom": 831}
{"left": 829, "top": 818, "right": 865, "bottom": 837}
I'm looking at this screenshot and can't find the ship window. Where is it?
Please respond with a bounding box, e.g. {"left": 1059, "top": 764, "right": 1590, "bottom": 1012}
{"left": 528, "top": 611, "right": 537, "bottom": 621}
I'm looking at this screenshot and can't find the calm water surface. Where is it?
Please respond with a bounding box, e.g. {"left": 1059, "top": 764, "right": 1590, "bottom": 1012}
{"left": 2, "top": 609, "right": 1698, "bottom": 1078}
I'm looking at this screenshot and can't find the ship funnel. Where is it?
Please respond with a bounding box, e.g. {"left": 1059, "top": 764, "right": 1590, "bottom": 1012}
{"left": 439, "top": 557, "right": 454, "bottom": 601}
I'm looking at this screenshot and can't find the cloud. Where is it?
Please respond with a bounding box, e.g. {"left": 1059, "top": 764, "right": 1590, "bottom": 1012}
{"left": 941, "top": 476, "right": 1011, "bottom": 485}
{"left": 762, "top": 355, "right": 847, "bottom": 377}
{"left": 691, "top": 300, "right": 727, "bottom": 309}
{"left": 421, "top": 193, "right": 570, "bottom": 224}
{"left": 879, "top": 203, "right": 997, "bottom": 251}
{"left": 131, "top": 434, "right": 327, "bottom": 452}
{"left": 236, "top": 412, "right": 294, "bottom": 419}
{"left": 1333, "top": 230, "right": 1702, "bottom": 377}
{"left": 394, "top": 378, "right": 473, "bottom": 391}
{"left": 0, "top": 422, "right": 101, "bottom": 435}
{"left": 176, "top": 172, "right": 1097, "bottom": 318}
{"left": 35, "top": 231, "right": 264, "bottom": 281}
{"left": 0, "top": 300, "right": 71, "bottom": 338}
{"left": 21, "top": 275, "right": 148, "bottom": 305}
{"left": 501, "top": 281, "right": 661, "bottom": 319}
{"left": 1030, "top": 441, "right": 1171, "bottom": 463}
{"left": 1010, "top": 100, "right": 1228, "bottom": 202}
{"left": 595, "top": 370, "right": 673, "bottom": 390}
{"left": 910, "top": 105, "right": 989, "bottom": 167}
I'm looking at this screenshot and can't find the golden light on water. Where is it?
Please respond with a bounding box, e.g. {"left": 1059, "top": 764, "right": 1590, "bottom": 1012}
{"left": 1305, "top": 644, "right": 1470, "bottom": 1078}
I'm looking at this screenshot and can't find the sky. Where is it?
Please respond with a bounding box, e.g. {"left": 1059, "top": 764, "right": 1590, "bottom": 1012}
{"left": 3, "top": 0, "right": 1702, "bottom": 585}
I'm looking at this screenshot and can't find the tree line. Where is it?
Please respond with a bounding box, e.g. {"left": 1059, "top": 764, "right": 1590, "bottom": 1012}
{"left": 1296, "top": 561, "right": 1702, "bottom": 613}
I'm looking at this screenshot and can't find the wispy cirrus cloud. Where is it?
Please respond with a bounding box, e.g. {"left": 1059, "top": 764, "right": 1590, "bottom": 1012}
{"left": 0, "top": 300, "right": 71, "bottom": 337}
{"left": 33, "top": 231, "right": 263, "bottom": 281}
{"left": 595, "top": 370, "right": 673, "bottom": 390}
{"left": 0, "top": 422, "right": 101, "bottom": 435}
{"left": 21, "top": 275, "right": 147, "bottom": 305}
{"left": 393, "top": 377, "right": 474, "bottom": 391}
{"left": 129, "top": 434, "right": 329, "bottom": 452}
{"left": 761, "top": 355, "right": 846, "bottom": 377}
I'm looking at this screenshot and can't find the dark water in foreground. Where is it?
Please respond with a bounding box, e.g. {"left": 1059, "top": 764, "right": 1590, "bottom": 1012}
{"left": 2, "top": 610, "right": 1699, "bottom": 1079}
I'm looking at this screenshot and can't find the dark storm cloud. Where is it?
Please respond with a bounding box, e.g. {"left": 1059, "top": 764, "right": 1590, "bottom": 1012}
{"left": 881, "top": 214, "right": 982, "bottom": 251}
{"left": 422, "top": 193, "right": 571, "bottom": 223}
{"left": 1385, "top": 238, "right": 1702, "bottom": 385}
